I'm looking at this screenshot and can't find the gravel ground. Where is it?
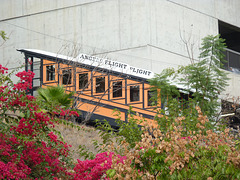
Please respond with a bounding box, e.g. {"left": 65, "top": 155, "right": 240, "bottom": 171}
{"left": 54, "top": 122, "right": 103, "bottom": 161}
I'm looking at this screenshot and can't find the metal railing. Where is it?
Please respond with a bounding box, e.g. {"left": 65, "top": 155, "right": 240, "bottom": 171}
{"left": 223, "top": 48, "right": 240, "bottom": 74}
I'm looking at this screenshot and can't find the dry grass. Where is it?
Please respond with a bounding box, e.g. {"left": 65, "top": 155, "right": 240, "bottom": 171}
{"left": 54, "top": 122, "right": 103, "bottom": 161}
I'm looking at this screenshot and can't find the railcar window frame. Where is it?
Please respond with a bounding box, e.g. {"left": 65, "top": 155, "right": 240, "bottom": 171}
{"left": 112, "top": 81, "right": 122, "bottom": 98}
{"left": 62, "top": 69, "right": 72, "bottom": 85}
{"left": 79, "top": 73, "right": 89, "bottom": 89}
{"left": 130, "top": 85, "right": 140, "bottom": 102}
{"left": 147, "top": 90, "right": 157, "bottom": 106}
{"left": 46, "top": 65, "right": 55, "bottom": 81}
{"left": 96, "top": 76, "right": 105, "bottom": 93}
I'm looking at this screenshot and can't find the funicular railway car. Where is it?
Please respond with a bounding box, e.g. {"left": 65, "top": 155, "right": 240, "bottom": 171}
{"left": 18, "top": 49, "right": 162, "bottom": 127}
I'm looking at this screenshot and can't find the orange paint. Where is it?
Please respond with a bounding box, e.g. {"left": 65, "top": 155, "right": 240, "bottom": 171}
{"left": 42, "top": 59, "right": 161, "bottom": 127}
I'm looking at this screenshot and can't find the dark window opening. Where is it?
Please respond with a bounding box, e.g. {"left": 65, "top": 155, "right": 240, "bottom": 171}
{"left": 219, "top": 21, "right": 240, "bottom": 72}
{"left": 96, "top": 77, "right": 105, "bottom": 93}
{"left": 79, "top": 73, "right": 88, "bottom": 89}
{"left": 62, "top": 69, "right": 72, "bottom": 85}
{"left": 46, "top": 65, "right": 55, "bottom": 81}
{"left": 113, "top": 81, "right": 122, "bottom": 98}
{"left": 219, "top": 21, "right": 240, "bottom": 53}
{"left": 148, "top": 90, "right": 156, "bottom": 106}
{"left": 130, "top": 85, "right": 139, "bottom": 102}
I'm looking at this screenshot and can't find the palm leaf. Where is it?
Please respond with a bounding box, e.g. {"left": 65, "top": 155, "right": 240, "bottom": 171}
{"left": 37, "top": 85, "right": 74, "bottom": 108}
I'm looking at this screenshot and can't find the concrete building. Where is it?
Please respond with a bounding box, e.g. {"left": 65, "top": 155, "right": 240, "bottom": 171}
{"left": 0, "top": 0, "right": 240, "bottom": 100}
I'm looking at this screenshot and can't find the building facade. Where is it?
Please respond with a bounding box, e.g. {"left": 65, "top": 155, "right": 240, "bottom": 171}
{"left": 0, "top": 0, "right": 240, "bottom": 100}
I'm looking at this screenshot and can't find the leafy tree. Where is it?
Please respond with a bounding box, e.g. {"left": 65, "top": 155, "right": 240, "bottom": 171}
{"left": 150, "top": 35, "right": 229, "bottom": 123}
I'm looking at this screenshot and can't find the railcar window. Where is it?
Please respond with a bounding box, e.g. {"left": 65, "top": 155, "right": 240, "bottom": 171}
{"left": 113, "top": 81, "right": 122, "bottom": 98}
{"left": 96, "top": 77, "right": 105, "bottom": 93}
{"left": 46, "top": 65, "right": 55, "bottom": 81}
{"left": 148, "top": 90, "right": 156, "bottom": 106}
{"left": 79, "top": 73, "right": 88, "bottom": 89}
{"left": 130, "top": 85, "right": 139, "bottom": 102}
{"left": 62, "top": 69, "right": 72, "bottom": 85}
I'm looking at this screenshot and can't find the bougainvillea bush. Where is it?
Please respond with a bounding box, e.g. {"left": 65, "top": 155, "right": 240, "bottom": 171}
{"left": 0, "top": 65, "right": 126, "bottom": 180}
{"left": 0, "top": 65, "right": 80, "bottom": 179}
{"left": 74, "top": 152, "right": 125, "bottom": 180}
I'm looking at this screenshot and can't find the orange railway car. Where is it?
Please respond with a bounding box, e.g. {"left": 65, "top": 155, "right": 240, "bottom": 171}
{"left": 18, "top": 49, "right": 162, "bottom": 127}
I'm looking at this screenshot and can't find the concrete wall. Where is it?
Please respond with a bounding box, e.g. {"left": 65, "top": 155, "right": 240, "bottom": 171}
{"left": 0, "top": 0, "right": 239, "bottom": 98}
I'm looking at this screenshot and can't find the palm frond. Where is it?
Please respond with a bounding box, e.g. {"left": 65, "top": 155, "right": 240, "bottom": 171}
{"left": 37, "top": 85, "right": 74, "bottom": 108}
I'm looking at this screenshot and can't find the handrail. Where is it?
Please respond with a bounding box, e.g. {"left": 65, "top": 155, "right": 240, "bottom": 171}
{"left": 225, "top": 48, "right": 240, "bottom": 56}
{"left": 223, "top": 48, "right": 240, "bottom": 74}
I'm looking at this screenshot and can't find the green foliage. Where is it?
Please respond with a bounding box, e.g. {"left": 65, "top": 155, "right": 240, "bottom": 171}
{"left": 150, "top": 35, "right": 229, "bottom": 127}
{"left": 91, "top": 107, "right": 144, "bottom": 156}
{"left": 37, "top": 85, "right": 74, "bottom": 109}
{"left": 174, "top": 145, "right": 240, "bottom": 180}
{"left": 78, "top": 144, "right": 95, "bottom": 160}
{"left": 108, "top": 109, "right": 240, "bottom": 179}
{"left": 106, "top": 169, "right": 116, "bottom": 178}
{"left": 104, "top": 35, "right": 238, "bottom": 179}
{"left": 155, "top": 98, "right": 199, "bottom": 135}
{"left": 114, "top": 107, "right": 144, "bottom": 148}
{"left": 0, "top": 30, "right": 8, "bottom": 41}
{"left": 93, "top": 119, "right": 116, "bottom": 153}
{"left": 134, "top": 148, "right": 169, "bottom": 179}
{"left": 36, "top": 85, "right": 81, "bottom": 134}
{"left": 178, "top": 35, "right": 229, "bottom": 120}
{"left": 150, "top": 68, "right": 180, "bottom": 106}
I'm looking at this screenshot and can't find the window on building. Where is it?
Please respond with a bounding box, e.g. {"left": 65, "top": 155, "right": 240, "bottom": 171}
{"left": 219, "top": 21, "right": 240, "bottom": 72}
{"left": 113, "top": 81, "right": 122, "bottom": 98}
{"left": 62, "top": 69, "right": 72, "bottom": 85}
{"left": 79, "top": 73, "right": 88, "bottom": 89}
{"left": 148, "top": 90, "right": 156, "bottom": 106}
{"left": 96, "top": 77, "right": 105, "bottom": 93}
{"left": 223, "top": 50, "right": 240, "bottom": 73}
{"left": 46, "top": 65, "right": 55, "bottom": 81}
{"left": 130, "top": 85, "right": 139, "bottom": 102}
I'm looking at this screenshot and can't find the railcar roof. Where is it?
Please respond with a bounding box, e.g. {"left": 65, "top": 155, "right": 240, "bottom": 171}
{"left": 18, "top": 48, "right": 154, "bottom": 81}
